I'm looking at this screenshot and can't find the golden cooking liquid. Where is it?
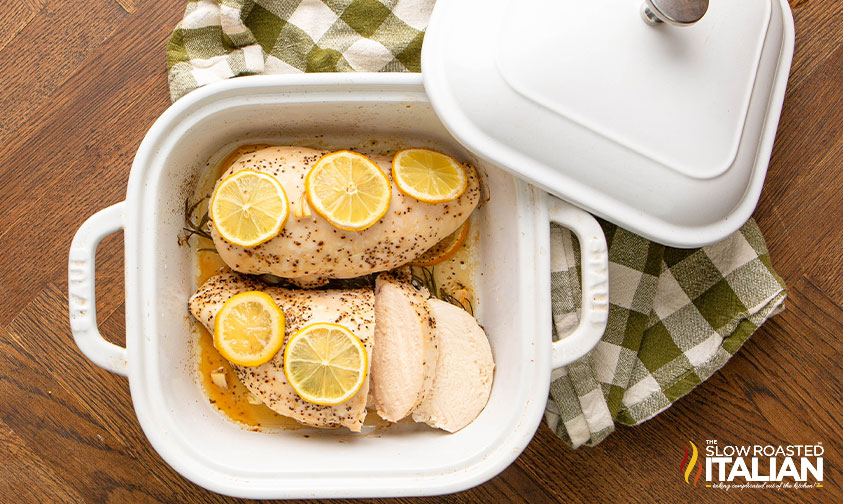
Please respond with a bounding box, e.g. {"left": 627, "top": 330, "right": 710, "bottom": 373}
{"left": 195, "top": 321, "right": 302, "bottom": 430}
{"left": 424, "top": 215, "right": 478, "bottom": 312}
{"left": 191, "top": 143, "right": 478, "bottom": 431}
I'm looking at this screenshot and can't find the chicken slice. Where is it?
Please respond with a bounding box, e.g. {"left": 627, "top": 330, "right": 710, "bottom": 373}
{"left": 412, "top": 299, "right": 494, "bottom": 432}
{"left": 188, "top": 270, "right": 375, "bottom": 432}
{"left": 371, "top": 272, "right": 438, "bottom": 422}
{"left": 210, "top": 146, "right": 481, "bottom": 287}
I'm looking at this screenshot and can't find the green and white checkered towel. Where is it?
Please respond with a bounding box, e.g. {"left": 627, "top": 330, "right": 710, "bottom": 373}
{"left": 546, "top": 220, "right": 785, "bottom": 447}
{"left": 167, "top": 0, "right": 429, "bottom": 101}
{"left": 166, "top": 0, "right": 787, "bottom": 448}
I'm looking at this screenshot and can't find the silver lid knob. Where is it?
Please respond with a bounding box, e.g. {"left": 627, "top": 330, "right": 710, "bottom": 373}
{"left": 641, "top": 0, "right": 709, "bottom": 26}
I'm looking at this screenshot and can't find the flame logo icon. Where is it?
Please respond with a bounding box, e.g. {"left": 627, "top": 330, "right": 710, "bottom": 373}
{"left": 680, "top": 441, "right": 703, "bottom": 486}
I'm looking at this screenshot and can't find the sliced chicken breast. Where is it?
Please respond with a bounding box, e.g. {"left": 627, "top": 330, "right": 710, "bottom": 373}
{"left": 188, "top": 270, "right": 375, "bottom": 432}
{"left": 371, "top": 272, "right": 437, "bottom": 422}
{"left": 210, "top": 146, "right": 481, "bottom": 287}
{"left": 412, "top": 299, "right": 494, "bottom": 433}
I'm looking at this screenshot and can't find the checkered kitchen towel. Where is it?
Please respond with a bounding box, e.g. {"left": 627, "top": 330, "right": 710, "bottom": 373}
{"left": 167, "top": 0, "right": 430, "bottom": 101}
{"left": 546, "top": 221, "right": 785, "bottom": 447}
{"left": 166, "top": 0, "right": 787, "bottom": 447}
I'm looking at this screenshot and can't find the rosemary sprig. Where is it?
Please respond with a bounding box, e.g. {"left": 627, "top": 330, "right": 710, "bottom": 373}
{"left": 410, "top": 266, "right": 474, "bottom": 315}
{"left": 254, "top": 273, "right": 378, "bottom": 291}
{"left": 254, "top": 267, "right": 472, "bottom": 315}
{"left": 410, "top": 266, "right": 438, "bottom": 298}
{"left": 441, "top": 291, "right": 474, "bottom": 316}
{"left": 183, "top": 195, "right": 213, "bottom": 241}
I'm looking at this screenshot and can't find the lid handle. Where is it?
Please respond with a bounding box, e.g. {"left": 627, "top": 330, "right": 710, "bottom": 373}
{"left": 641, "top": 0, "right": 708, "bottom": 26}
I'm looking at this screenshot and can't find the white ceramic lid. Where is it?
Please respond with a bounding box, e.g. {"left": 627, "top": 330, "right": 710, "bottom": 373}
{"left": 422, "top": 0, "right": 794, "bottom": 247}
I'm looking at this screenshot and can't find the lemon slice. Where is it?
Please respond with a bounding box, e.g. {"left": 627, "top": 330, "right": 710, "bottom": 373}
{"left": 284, "top": 323, "right": 368, "bottom": 406}
{"left": 210, "top": 169, "right": 289, "bottom": 247}
{"left": 305, "top": 151, "right": 391, "bottom": 231}
{"left": 410, "top": 220, "right": 470, "bottom": 267}
{"left": 214, "top": 291, "right": 286, "bottom": 367}
{"left": 392, "top": 148, "right": 468, "bottom": 203}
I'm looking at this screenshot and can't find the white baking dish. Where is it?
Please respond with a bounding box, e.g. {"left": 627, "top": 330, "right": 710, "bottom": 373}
{"left": 68, "top": 74, "right": 608, "bottom": 499}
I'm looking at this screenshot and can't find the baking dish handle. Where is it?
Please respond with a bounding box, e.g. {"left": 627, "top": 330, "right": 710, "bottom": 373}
{"left": 68, "top": 202, "right": 128, "bottom": 376}
{"left": 546, "top": 196, "right": 609, "bottom": 370}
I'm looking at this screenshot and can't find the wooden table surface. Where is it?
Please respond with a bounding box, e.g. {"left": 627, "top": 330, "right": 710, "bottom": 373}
{"left": 1, "top": 1, "right": 841, "bottom": 502}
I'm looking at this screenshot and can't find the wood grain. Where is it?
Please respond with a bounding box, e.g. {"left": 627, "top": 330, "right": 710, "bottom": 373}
{"left": 0, "top": 1, "right": 840, "bottom": 502}
{"left": 0, "top": 1, "right": 35, "bottom": 54}
{"left": 0, "top": 0, "right": 130, "bottom": 141}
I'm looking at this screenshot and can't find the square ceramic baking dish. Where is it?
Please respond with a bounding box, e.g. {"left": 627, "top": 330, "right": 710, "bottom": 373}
{"left": 68, "top": 74, "right": 609, "bottom": 499}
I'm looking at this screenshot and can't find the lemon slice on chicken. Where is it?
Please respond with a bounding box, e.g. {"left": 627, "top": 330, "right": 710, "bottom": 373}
{"left": 210, "top": 169, "right": 289, "bottom": 247}
{"left": 392, "top": 148, "right": 468, "bottom": 203}
{"left": 410, "top": 220, "right": 470, "bottom": 266}
{"left": 284, "top": 323, "right": 368, "bottom": 406}
{"left": 214, "top": 291, "right": 286, "bottom": 366}
{"left": 305, "top": 151, "right": 391, "bottom": 231}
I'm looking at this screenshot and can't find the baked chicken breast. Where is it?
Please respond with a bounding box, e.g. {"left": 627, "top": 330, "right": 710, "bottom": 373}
{"left": 210, "top": 146, "right": 481, "bottom": 287}
{"left": 371, "top": 271, "right": 437, "bottom": 422}
{"left": 188, "top": 270, "right": 375, "bottom": 432}
{"left": 412, "top": 299, "right": 494, "bottom": 432}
